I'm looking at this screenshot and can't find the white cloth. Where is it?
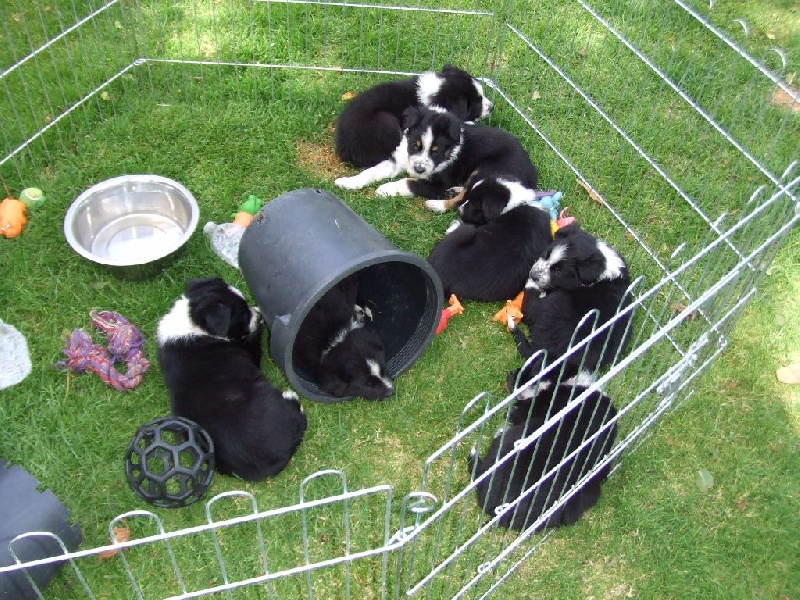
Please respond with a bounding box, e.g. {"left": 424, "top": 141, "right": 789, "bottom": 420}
{"left": 0, "top": 319, "right": 32, "bottom": 389}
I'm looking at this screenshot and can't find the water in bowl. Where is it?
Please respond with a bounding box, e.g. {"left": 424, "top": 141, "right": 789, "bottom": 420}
{"left": 90, "top": 213, "right": 185, "bottom": 262}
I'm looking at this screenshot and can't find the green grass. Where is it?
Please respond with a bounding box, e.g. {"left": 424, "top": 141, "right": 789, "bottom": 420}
{"left": 0, "top": 0, "right": 798, "bottom": 598}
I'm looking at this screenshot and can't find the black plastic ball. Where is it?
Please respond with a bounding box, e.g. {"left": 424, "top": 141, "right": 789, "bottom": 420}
{"left": 125, "top": 416, "right": 215, "bottom": 508}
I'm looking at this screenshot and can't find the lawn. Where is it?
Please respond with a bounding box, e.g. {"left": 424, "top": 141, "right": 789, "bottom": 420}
{"left": 0, "top": 0, "right": 798, "bottom": 598}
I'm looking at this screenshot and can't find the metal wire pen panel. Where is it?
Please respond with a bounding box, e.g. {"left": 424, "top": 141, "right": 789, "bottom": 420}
{"left": 1, "top": 0, "right": 797, "bottom": 598}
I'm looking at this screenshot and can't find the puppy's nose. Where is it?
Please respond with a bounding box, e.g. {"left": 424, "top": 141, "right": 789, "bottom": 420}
{"left": 414, "top": 164, "right": 427, "bottom": 174}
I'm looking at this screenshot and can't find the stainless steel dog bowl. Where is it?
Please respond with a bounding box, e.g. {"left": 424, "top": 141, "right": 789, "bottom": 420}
{"left": 64, "top": 175, "right": 199, "bottom": 278}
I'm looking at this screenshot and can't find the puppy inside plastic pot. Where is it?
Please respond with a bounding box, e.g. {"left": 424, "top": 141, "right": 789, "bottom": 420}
{"left": 238, "top": 188, "right": 443, "bottom": 402}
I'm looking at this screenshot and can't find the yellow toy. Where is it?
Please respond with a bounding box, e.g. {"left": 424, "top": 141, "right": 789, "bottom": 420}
{"left": 492, "top": 291, "right": 525, "bottom": 330}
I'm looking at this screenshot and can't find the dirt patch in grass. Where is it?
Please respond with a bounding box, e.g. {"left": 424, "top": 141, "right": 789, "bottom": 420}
{"left": 295, "top": 137, "right": 348, "bottom": 179}
{"left": 770, "top": 85, "right": 799, "bottom": 113}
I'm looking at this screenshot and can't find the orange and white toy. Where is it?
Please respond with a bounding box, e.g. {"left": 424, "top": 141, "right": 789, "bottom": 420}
{"left": 0, "top": 197, "right": 27, "bottom": 238}
{"left": 492, "top": 291, "right": 524, "bottom": 330}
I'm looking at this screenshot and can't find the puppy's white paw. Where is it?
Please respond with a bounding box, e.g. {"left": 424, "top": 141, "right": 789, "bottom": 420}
{"left": 283, "top": 390, "right": 299, "bottom": 401}
{"left": 424, "top": 199, "right": 448, "bottom": 213}
{"left": 445, "top": 220, "right": 461, "bottom": 234}
{"left": 335, "top": 175, "right": 365, "bottom": 190}
{"left": 376, "top": 179, "right": 413, "bottom": 197}
{"left": 468, "top": 446, "right": 477, "bottom": 460}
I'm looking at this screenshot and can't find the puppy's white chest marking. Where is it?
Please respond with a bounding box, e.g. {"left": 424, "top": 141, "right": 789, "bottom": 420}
{"left": 367, "top": 359, "right": 393, "bottom": 392}
{"left": 432, "top": 129, "right": 463, "bottom": 176}
{"left": 563, "top": 370, "right": 597, "bottom": 388}
{"left": 320, "top": 309, "right": 367, "bottom": 360}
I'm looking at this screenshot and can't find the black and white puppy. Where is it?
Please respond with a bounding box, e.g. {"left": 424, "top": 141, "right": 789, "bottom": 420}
{"left": 336, "top": 107, "right": 538, "bottom": 200}
{"left": 468, "top": 363, "right": 618, "bottom": 532}
{"left": 335, "top": 64, "right": 492, "bottom": 169}
{"left": 157, "top": 277, "right": 307, "bottom": 482}
{"left": 511, "top": 224, "right": 633, "bottom": 372}
{"left": 293, "top": 276, "right": 394, "bottom": 400}
{"left": 426, "top": 175, "right": 552, "bottom": 301}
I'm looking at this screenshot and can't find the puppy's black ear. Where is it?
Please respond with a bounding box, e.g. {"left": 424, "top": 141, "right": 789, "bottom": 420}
{"left": 319, "top": 371, "right": 350, "bottom": 398}
{"left": 367, "top": 336, "right": 385, "bottom": 356}
{"left": 479, "top": 186, "right": 507, "bottom": 223}
{"left": 201, "top": 302, "right": 234, "bottom": 337}
{"left": 449, "top": 97, "right": 468, "bottom": 120}
{"left": 576, "top": 252, "right": 606, "bottom": 284}
{"left": 553, "top": 223, "right": 578, "bottom": 240}
{"left": 402, "top": 107, "right": 422, "bottom": 129}
{"left": 446, "top": 115, "right": 462, "bottom": 143}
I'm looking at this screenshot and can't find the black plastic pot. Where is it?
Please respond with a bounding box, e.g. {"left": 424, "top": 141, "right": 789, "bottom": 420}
{"left": 239, "top": 188, "right": 443, "bottom": 402}
{"left": 0, "top": 460, "right": 82, "bottom": 599}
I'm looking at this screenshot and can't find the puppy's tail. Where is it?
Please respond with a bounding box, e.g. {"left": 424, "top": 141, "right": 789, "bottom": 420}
{"left": 510, "top": 325, "right": 535, "bottom": 360}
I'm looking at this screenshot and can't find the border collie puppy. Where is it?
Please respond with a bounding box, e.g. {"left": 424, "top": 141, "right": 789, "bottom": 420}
{"left": 426, "top": 175, "right": 552, "bottom": 301}
{"left": 511, "top": 224, "right": 633, "bottom": 372}
{"left": 293, "top": 276, "right": 394, "bottom": 400}
{"left": 336, "top": 107, "right": 538, "bottom": 199}
{"left": 157, "top": 277, "right": 307, "bottom": 481}
{"left": 468, "top": 362, "right": 618, "bottom": 532}
{"left": 335, "top": 64, "right": 492, "bottom": 170}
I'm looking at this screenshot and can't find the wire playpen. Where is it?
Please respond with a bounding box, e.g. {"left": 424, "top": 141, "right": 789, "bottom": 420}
{"left": 1, "top": 0, "right": 797, "bottom": 598}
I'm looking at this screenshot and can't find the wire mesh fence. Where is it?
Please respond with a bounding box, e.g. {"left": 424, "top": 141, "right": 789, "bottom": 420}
{"left": 1, "top": 0, "right": 797, "bottom": 598}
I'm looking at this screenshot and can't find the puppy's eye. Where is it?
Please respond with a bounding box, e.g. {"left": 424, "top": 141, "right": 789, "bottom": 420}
{"left": 431, "top": 145, "right": 438, "bottom": 153}
{"left": 415, "top": 140, "right": 422, "bottom": 149}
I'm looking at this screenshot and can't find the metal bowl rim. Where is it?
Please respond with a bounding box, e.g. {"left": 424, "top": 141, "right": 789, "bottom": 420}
{"left": 63, "top": 174, "right": 200, "bottom": 267}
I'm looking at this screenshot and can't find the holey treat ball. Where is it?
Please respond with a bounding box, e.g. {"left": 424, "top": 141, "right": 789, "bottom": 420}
{"left": 125, "top": 416, "right": 215, "bottom": 508}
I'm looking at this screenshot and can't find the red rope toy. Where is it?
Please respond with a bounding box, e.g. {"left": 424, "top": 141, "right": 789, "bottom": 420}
{"left": 58, "top": 310, "right": 151, "bottom": 391}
